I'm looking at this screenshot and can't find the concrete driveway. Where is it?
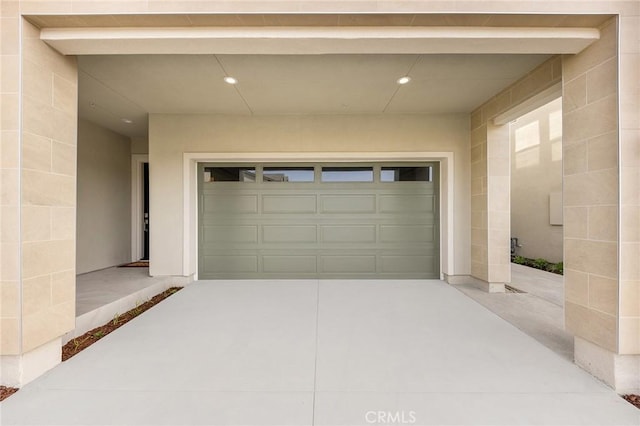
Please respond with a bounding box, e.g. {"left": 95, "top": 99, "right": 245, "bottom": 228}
{"left": 2, "top": 280, "right": 638, "bottom": 425}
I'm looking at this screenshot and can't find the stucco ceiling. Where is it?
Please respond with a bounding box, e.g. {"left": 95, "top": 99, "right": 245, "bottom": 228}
{"left": 78, "top": 53, "right": 550, "bottom": 137}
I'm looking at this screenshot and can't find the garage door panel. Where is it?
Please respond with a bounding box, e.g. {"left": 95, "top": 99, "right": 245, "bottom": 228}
{"left": 321, "top": 255, "right": 377, "bottom": 274}
{"left": 203, "top": 255, "right": 258, "bottom": 273}
{"left": 263, "top": 256, "right": 317, "bottom": 273}
{"left": 321, "top": 225, "right": 376, "bottom": 243}
{"left": 203, "top": 194, "right": 258, "bottom": 214}
{"left": 379, "top": 194, "right": 435, "bottom": 213}
{"left": 380, "top": 225, "right": 435, "bottom": 243}
{"left": 203, "top": 225, "right": 258, "bottom": 244}
{"left": 320, "top": 195, "right": 376, "bottom": 213}
{"left": 198, "top": 163, "right": 439, "bottom": 279}
{"left": 262, "top": 195, "right": 316, "bottom": 213}
{"left": 380, "top": 255, "right": 436, "bottom": 273}
{"left": 263, "top": 225, "right": 317, "bottom": 243}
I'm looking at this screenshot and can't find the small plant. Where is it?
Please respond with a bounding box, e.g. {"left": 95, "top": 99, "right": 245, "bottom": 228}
{"left": 92, "top": 330, "right": 104, "bottom": 339}
{"left": 112, "top": 313, "right": 121, "bottom": 326}
{"left": 132, "top": 302, "right": 143, "bottom": 316}
{"left": 513, "top": 255, "right": 526, "bottom": 265}
{"left": 548, "top": 262, "right": 563, "bottom": 274}
{"left": 72, "top": 336, "right": 89, "bottom": 351}
{"left": 533, "top": 258, "right": 549, "bottom": 269}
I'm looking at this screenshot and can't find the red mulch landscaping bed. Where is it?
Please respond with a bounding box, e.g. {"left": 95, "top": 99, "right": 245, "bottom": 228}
{"left": 62, "top": 287, "right": 183, "bottom": 361}
{"left": 0, "top": 386, "right": 18, "bottom": 402}
{"left": 623, "top": 394, "right": 640, "bottom": 410}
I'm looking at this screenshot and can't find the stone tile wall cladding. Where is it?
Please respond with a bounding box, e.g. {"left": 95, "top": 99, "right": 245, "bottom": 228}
{"left": 472, "top": 16, "right": 640, "bottom": 359}
{"left": 564, "top": 16, "right": 640, "bottom": 356}
{"left": 1, "top": 0, "right": 22, "bottom": 356}
{"left": 617, "top": 13, "right": 640, "bottom": 357}
{"left": 563, "top": 19, "right": 621, "bottom": 354}
{"left": 470, "top": 56, "right": 563, "bottom": 288}
{"left": 1, "top": 11, "right": 78, "bottom": 359}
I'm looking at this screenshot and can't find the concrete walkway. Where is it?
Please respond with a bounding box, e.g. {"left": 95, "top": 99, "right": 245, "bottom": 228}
{"left": 456, "top": 264, "right": 573, "bottom": 361}
{"left": 510, "top": 263, "right": 565, "bottom": 306}
{"left": 2, "top": 280, "right": 638, "bottom": 425}
{"left": 76, "top": 266, "right": 177, "bottom": 316}
{"left": 64, "top": 267, "right": 184, "bottom": 345}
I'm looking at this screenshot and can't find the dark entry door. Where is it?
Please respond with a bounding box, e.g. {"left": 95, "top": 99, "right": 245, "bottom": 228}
{"left": 143, "top": 162, "right": 150, "bottom": 260}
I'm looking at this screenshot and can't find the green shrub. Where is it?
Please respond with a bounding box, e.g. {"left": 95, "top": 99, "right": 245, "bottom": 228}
{"left": 511, "top": 256, "right": 563, "bottom": 275}
{"left": 533, "top": 258, "right": 549, "bottom": 269}
{"left": 513, "top": 255, "right": 526, "bottom": 265}
{"left": 549, "top": 262, "right": 563, "bottom": 274}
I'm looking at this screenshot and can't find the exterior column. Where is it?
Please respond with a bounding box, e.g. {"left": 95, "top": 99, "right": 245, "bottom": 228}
{"left": 1, "top": 0, "right": 23, "bottom": 379}
{"left": 563, "top": 17, "right": 640, "bottom": 394}
{"left": 486, "top": 123, "right": 512, "bottom": 289}
{"left": 470, "top": 56, "right": 562, "bottom": 292}
{"left": 618, "top": 12, "right": 640, "bottom": 393}
{"left": 0, "top": 17, "right": 78, "bottom": 386}
{"left": 469, "top": 120, "right": 511, "bottom": 292}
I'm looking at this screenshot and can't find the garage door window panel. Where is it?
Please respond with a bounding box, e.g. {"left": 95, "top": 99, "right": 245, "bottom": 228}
{"left": 321, "top": 166, "right": 374, "bottom": 182}
{"left": 381, "top": 166, "right": 432, "bottom": 182}
{"left": 204, "top": 167, "right": 256, "bottom": 182}
{"left": 263, "top": 167, "right": 315, "bottom": 182}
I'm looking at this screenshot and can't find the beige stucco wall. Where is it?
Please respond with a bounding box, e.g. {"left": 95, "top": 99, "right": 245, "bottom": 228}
{"left": 131, "top": 136, "right": 149, "bottom": 155}
{"left": 76, "top": 120, "right": 132, "bottom": 274}
{"left": 148, "top": 113, "right": 471, "bottom": 278}
{"left": 510, "top": 97, "right": 563, "bottom": 263}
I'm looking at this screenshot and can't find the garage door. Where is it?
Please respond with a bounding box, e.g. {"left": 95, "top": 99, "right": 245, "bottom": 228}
{"left": 198, "top": 163, "right": 439, "bottom": 279}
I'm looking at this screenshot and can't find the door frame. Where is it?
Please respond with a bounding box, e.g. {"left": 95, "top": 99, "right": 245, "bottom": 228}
{"left": 131, "top": 154, "right": 149, "bottom": 262}
{"left": 183, "top": 152, "right": 455, "bottom": 281}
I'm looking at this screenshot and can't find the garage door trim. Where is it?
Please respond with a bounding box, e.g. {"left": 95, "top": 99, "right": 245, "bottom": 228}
{"left": 183, "top": 152, "right": 455, "bottom": 280}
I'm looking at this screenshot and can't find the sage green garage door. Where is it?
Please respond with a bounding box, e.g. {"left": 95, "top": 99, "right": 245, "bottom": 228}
{"left": 198, "top": 163, "right": 439, "bottom": 279}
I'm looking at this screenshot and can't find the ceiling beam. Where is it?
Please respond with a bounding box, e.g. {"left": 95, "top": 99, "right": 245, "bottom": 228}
{"left": 41, "top": 26, "right": 599, "bottom": 55}
{"left": 493, "top": 82, "right": 563, "bottom": 125}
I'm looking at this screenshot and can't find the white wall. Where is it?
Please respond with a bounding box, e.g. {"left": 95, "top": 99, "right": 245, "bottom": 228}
{"left": 149, "top": 113, "right": 471, "bottom": 278}
{"left": 510, "top": 97, "right": 563, "bottom": 262}
{"left": 76, "top": 120, "right": 132, "bottom": 274}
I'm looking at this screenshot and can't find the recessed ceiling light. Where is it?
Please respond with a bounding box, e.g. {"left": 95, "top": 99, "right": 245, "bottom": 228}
{"left": 224, "top": 76, "right": 238, "bottom": 85}
{"left": 397, "top": 76, "right": 411, "bottom": 85}
{"left": 121, "top": 118, "right": 133, "bottom": 124}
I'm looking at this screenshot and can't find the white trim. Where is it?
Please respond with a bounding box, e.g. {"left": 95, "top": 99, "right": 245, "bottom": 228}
{"left": 41, "top": 26, "right": 599, "bottom": 55}
{"left": 0, "top": 338, "right": 61, "bottom": 387}
{"left": 616, "top": 24, "right": 622, "bottom": 354}
{"left": 131, "top": 154, "right": 148, "bottom": 262}
{"left": 183, "top": 152, "right": 455, "bottom": 280}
